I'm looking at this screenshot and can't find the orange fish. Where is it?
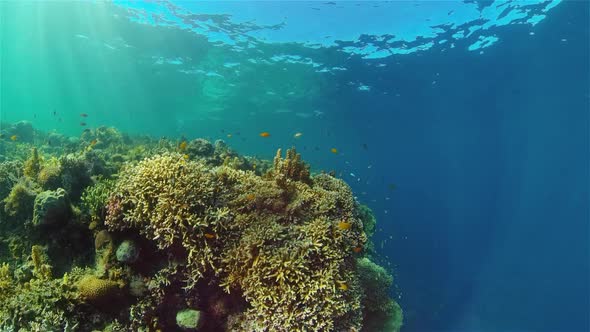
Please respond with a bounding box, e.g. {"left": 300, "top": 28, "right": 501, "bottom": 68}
{"left": 80, "top": 113, "right": 88, "bottom": 117}
{"left": 246, "top": 193, "right": 256, "bottom": 201}
{"left": 330, "top": 148, "right": 338, "bottom": 154}
{"left": 10, "top": 135, "right": 17, "bottom": 141}
{"left": 204, "top": 233, "right": 216, "bottom": 239}
{"left": 179, "top": 140, "right": 187, "bottom": 151}
{"left": 338, "top": 221, "right": 351, "bottom": 230}
{"left": 90, "top": 139, "right": 98, "bottom": 146}
{"left": 353, "top": 246, "right": 362, "bottom": 253}
{"left": 259, "top": 132, "right": 270, "bottom": 138}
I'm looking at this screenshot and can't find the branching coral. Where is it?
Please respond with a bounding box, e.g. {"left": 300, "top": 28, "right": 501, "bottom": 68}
{"left": 81, "top": 179, "right": 116, "bottom": 227}
{"left": 270, "top": 147, "right": 311, "bottom": 185}
{"left": 105, "top": 150, "right": 375, "bottom": 331}
{"left": 24, "top": 147, "right": 42, "bottom": 180}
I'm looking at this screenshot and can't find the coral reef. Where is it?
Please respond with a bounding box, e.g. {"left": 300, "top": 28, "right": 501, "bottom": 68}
{"left": 0, "top": 122, "right": 402, "bottom": 332}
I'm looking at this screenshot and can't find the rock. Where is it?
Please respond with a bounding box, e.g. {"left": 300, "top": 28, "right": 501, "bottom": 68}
{"left": 32, "top": 188, "right": 70, "bottom": 226}
{"left": 116, "top": 240, "right": 139, "bottom": 263}
{"left": 187, "top": 138, "right": 214, "bottom": 157}
{"left": 176, "top": 309, "right": 202, "bottom": 331}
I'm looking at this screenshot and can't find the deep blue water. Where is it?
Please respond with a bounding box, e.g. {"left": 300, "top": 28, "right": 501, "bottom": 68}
{"left": 342, "top": 2, "right": 589, "bottom": 331}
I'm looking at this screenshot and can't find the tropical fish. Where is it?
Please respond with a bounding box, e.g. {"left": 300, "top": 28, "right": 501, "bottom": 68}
{"left": 388, "top": 183, "right": 396, "bottom": 190}
{"left": 90, "top": 139, "right": 98, "bottom": 146}
{"left": 183, "top": 154, "right": 189, "bottom": 160}
{"left": 227, "top": 134, "right": 232, "bottom": 138}
{"left": 353, "top": 246, "right": 363, "bottom": 253}
{"left": 80, "top": 113, "right": 89, "bottom": 117}
{"left": 179, "top": 140, "right": 187, "bottom": 151}
{"left": 294, "top": 132, "right": 303, "bottom": 138}
{"left": 330, "top": 148, "right": 338, "bottom": 154}
{"left": 80, "top": 122, "right": 86, "bottom": 126}
{"left": 336, "top": 281, "right": 348, "bottom": 291}
{"left": 259, "top": 132, "right": 270, "bottom": 137}
{"left": 204, "top": 233, "right": 216, "bottom": 239}
{"left": 338, "top": 221, "right": 351, "bottom": 230}
{"left": 10, "top": 135, "right": 17, "bottom": 141}
{"left": 246, "top": 193, "right": 256, "bottom": 201}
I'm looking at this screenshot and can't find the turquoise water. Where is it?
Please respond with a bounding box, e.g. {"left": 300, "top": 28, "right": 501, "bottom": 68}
{"left": 0, "top": 1, "right": 588, "bottom": 331}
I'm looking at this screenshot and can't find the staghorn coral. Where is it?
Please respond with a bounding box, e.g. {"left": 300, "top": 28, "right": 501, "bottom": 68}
{"left": 105, "top": 150, "right": 377, "bottom": 331}
{"left": 270, "top": 147, "right": 311, "bottom": 185}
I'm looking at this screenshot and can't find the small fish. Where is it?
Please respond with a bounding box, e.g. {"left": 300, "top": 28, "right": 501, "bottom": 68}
{"left": 353, "top": 246, "right": 363, "bottom": 253}
{"left": 183, "top": 154, "right": 190, "bottom": 160}
{"left": 259, "top": 132, "right": 270, "bottom": 138}
{"left": 80, "top": 113, "right": 89, "bottom": 117}
{"left": 362, "top": 143, "right": 368, "bottom": 150}
{"left": 294, "top": 132, "right": 303, "bottom": 138}
{"left": 204, "top": 233, "right": 216, "bottom": 239}
{"left": 330, "top": 148, "right": 338, "bottom": 154}
{"left": 338, "top": 221, "right": 351, "bottom": 230}
{"left": 246, "top": 193, "right": 256, "bottom": 201}
{"left": 80, "top": 122, "right": 86, "bottom": 126}
{"left": 336, "top": 281, "right": 348, "bottom": 291}
{"left": 350, "top": 173, "right": 356, "bottom": 177}
{"left": 10, "top": 135, "right": 17, "bottom": 141}
{"left": 227, "top": 134, "right": 232, "bottom": 138}
{"left": 179, "top": 140, "right": 187, "bottom": 151}
{"left": 388, "top": 184, "right": 396, "bottom": 190}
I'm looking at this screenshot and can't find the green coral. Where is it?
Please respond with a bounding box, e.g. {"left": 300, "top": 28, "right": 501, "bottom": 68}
{"left": 38, "top": 157, "right": 62, "bottom": 190}
{"left": 3, "top": 178, "right": 38, "bottom": 218}
{"left": 357, "top": 257, "right": 403, "bottom": 332}
{"left": 32, "top": 188, "right": 71, "bottom": 227}
{"left": 23, "top": 147, "right": 41, "bottom": 180}
{"left": 81, "top": 179, "right": 116, "bottom": 227}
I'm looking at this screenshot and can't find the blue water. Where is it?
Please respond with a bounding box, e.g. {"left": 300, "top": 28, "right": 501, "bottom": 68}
{"left": 1, "top": 0, "right": 588, "bottom": 331}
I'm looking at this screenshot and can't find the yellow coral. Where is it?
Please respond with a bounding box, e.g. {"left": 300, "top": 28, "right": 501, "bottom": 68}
{"left": 106, "top": 151, "right": 371, "bottom": 331}
{"left": 31, "top": 245, "right": 52, "bottom": 280}
{"left": 23, "top": 147, "right": 41, "bottom": 180}
{"left": 77, "top": 275, "right": 119, "bottom": 303}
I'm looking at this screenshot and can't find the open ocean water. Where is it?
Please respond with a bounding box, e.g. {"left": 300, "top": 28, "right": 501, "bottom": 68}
{"left": 0, "top": 1, "right": 588, "bottom": 331}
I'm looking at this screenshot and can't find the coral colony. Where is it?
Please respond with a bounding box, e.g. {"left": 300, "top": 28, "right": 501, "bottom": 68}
{"left": 0, "top": 122, "right": 402, "bottom": 331}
